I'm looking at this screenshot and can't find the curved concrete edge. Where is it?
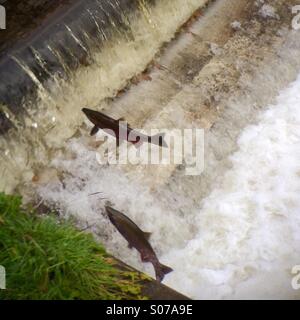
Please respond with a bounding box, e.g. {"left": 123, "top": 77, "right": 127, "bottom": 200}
{"left": 0, "top": 0, "right": 209, "bottom": 137}
{"left": 0, "top": 0, "right": 151, "bottom": 111}
{"left": 113, "top": 258, "right": 191, "bottom": 300}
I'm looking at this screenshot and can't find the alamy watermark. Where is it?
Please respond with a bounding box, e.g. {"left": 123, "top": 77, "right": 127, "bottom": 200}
{"left": 0, "top": 4, "right": 6, "bottom": 30}
{"left": 0, "top": 265, "right": 5, "bottom": 290}
{"left": 292, "top": 5, "right": 300, "bottom": 30}
{"left": 291, "top": 265, "right": 300, "bottom": 290}
{"left": 95, "top": 126, "right": 205, "bottom": 176}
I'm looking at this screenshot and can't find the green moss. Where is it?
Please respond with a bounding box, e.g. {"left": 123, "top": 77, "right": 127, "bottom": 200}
{"left": 0, "top": 193, "right": 147, "bottom": 300}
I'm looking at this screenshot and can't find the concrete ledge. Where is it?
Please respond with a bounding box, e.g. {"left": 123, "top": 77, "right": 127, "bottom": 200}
{"left": 0, "top": 0, "right": 152, "bottom": 115}
{"left": 113, "top": 258, "right": 191, "bottom": 300}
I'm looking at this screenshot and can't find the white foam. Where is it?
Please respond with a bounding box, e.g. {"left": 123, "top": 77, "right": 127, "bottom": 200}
{"left": 37, "top": 139, "right": 193, "bottom": 277}
{"left": 38, "top": 73, "right": 300, "bottom": 299}
{"left": 259, "top": 4, "right": 279, "bottom": 20}
{"left": 35, "top": 25, "right": 300, "bottom": 300}
{"left": 163, "top": 75, "right": 300, "bottom": 299}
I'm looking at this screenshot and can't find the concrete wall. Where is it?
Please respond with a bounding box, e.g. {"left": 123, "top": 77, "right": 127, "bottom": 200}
{"left": 0, "top": 0, "right": 155, "bottom": 125}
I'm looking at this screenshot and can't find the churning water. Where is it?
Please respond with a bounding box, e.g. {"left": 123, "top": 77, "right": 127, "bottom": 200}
{"left": 0, "top": 0, "right": 208, "bottom": 192}
{"left": 2, "top": 0, "right": 300, "bottom": 299}
{"left": 37, "top": 60, "right": 300, "bottom": 300}
{"left": 163, "top": 75, "right": 300, "bottom": 299}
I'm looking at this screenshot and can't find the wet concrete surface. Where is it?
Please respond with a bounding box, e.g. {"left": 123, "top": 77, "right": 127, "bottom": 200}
{"left": 114, "top": 258, "right": 191, "bottom": 300}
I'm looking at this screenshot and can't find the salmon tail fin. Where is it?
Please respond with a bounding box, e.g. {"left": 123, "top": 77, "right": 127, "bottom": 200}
{"left": 155, "top": 263, "right": 173, "bottom": 282}
{"left": 151, "top": 133, "right": 168, "bottom": 148}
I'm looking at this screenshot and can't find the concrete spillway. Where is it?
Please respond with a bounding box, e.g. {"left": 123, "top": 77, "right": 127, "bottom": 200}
{"left": 0, "top": 0, "right": 210, "bottom": 191}
{"left": 1, "top": 0, "right": 300, "bottom": 299}
{"left": 0, "top": 0, "right": 156, "bottom": 112}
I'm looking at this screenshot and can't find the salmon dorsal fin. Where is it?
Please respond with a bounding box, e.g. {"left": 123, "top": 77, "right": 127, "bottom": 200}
{"left": 143, "top": 232, "right": 152, "bottom": 240}
{"left": 90, "top": 126, "right": 99, "bottom": 136}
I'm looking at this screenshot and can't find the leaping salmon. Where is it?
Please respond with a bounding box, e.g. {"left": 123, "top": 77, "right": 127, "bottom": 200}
{"left": 82, "top": 108, "right": 168, "bottom": 148}
{"left": 105, "top": 206, "right": 173, "bottom": 282}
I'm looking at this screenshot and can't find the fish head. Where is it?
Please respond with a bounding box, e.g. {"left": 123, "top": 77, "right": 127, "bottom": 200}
{"left": 82, "top": 108, "right": 100, "bottom": 124}
{"left": 105, "top": 206, "right": 119, "bottom": 225}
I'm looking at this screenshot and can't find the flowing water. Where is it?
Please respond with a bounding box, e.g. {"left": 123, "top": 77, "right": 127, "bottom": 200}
{"left": 1, "top": 0, "right": 300, "bottom": 299}
{"left": 37, "top": 60, "right": 300, "bottom": 300}
{"left": 163, "top": 75, "right": 300, "bottom": 299}
{"left": 0, "top": 0, "right": 209, "bottom": 192}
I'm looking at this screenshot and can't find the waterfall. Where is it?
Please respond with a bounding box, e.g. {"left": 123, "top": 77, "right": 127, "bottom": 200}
{"left": 1, "top": 0, "right": 300, "bottom": 300}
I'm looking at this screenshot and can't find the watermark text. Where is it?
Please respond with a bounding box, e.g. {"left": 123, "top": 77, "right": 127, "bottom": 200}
{"left": 292, "top": 5, "right": 300, "bottom": 30}
{"left": 0, "top": 265, "right": 5, "bottom": 290}
{"left": 94, "top": 125, "right": 205, "bottom": 176}
{"left": 292, "top": 265, "right": 300, "bottom": 290}
{"left": 0, "top": 5, "right": 6, "bottom": 30}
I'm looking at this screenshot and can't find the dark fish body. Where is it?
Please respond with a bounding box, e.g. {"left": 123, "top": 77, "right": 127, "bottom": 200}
{"left": 82, "top": 108, "right": 168, "bottom": 148}
{"left": 105, "top": 206, "right": 173, "bottom": 282}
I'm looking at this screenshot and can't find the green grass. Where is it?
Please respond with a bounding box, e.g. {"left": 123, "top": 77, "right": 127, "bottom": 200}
{"left": 0, "top": 193, "right": 147, "bottom": 300}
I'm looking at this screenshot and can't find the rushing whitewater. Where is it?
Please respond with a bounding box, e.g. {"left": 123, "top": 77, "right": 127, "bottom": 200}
{"left": 34, "top": 1, "right": 300, "bottom": 299}
{"left": 0, "top": 0, "right": 209, "bottom": 193}
{"left": 163, "top": 75, "right": 300, "bottom": 299}
{"left": 3, "top": 0, "right": 300, "bottom": 299}
{"left": 38, "top": 72, "right": 300, "bottom": 300}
